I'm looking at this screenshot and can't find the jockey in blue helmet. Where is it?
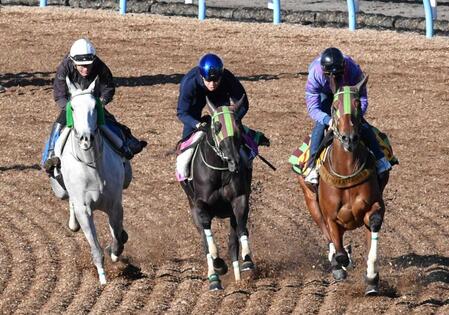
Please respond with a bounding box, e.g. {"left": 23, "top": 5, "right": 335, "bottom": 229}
{"left": 175, "top": 53, "right": 269, "bottom": 181}
{"left": 177, "top": 53, "right": 249, "bottom": 138}
{"left": 304, "top": 47, "right": 391, "bottom": 185}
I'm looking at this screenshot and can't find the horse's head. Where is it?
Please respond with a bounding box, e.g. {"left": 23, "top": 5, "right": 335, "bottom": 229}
{"left": 205, "top": 95, "right": 244, "bottom": 172}
{"left": 330, "top": 75, "right": 368, "bottom": 152}
{"left": 66, "top": 76, "right": 100, "bottom": 151}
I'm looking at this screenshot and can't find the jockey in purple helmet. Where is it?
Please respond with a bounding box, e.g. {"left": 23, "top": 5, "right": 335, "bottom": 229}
{"left": 304, "top": 47, "right": 391, "bottom": 185}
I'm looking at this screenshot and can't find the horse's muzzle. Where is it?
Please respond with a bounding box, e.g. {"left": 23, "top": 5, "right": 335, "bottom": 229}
{"left": 341, "top": 133, "right": 360, "bottom": 152}
{"left": 227, "top": 159, "right": 238, "bottom": 173}
{"left": 79, "top": 133, "right": 95, "bottom": 150}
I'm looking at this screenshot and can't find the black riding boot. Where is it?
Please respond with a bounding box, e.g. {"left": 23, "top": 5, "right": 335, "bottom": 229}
{"left": 120, "top": 125, "right": 147, "bottom": 159}
{"left": 43, "top": 122, "right": 64, "bottom": 172}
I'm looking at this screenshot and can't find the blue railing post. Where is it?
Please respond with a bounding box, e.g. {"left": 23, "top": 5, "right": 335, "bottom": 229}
{"left": 273, "top": 0, "right": 281, "bottom": 24}
{"left": 40, "top": 0, "right": 47, "bottom": 7}
{"left": 423, "top": 0, "right": 433, "bottom": 38}
{"left": 199, "top": 0, "right": 206, "bottom": 21}
{"left": 347, "top": 0, "right": 356, "bottom": 31}
{"left": 120, "top": 0, "right": 127, "bottom": 15}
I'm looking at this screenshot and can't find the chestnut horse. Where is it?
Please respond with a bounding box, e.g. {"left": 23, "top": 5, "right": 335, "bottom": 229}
{"left": 299, "top": 75, "right": 389, "bottom": 295}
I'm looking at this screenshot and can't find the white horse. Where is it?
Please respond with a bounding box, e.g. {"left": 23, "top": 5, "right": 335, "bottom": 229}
{"left": 56, "top": 77, "right": 129, "bottom": 285}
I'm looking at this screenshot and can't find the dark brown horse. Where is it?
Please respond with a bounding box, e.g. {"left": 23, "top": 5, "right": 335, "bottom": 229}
{"left": 180, "top": 96, "right": 254, "bottom": 291}
{"left": 299, "top": 75, "right": 389, "bottom": 295}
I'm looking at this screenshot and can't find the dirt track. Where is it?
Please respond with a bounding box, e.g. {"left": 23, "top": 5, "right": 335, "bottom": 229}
{"left": 0, "top": 6, "right": 448, "bottom": 314}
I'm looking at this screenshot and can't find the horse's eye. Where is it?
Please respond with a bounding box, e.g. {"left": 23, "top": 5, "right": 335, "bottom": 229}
{"left": 214, "top": 121, "right": 222, "bottom": 133}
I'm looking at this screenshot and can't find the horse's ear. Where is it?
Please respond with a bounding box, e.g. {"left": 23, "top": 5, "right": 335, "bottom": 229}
{"left": 329, "top": 75, "right": 337, "bottom": 94}
{"left": 86, "top": 76, "right": 98, "bottom": 94}
{"left": 205, "top": 96, "right": 217, "bottom": 114}
{"left": 229, "top": 94, "right": 246, "bottom": 112}
{"left": 66, "top": 76, "right": 78, "bottom": 97}
{"left": 355, "top": 74, "right": 369, "bottom": 92}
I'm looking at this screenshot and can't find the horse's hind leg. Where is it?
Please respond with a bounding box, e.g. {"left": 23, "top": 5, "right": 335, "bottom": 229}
{"left": 232, "top": 196, "right": 254, "bottom": 272}
{"left": 74, "top": 203, "right": 106, "bottom": 284}
{"left": 107, "top": 202, "right": 127, "bottom": 263}
{"left": 67, "top": 201, "right": 80, "bottom": 232}
{"left": 228, "top": 216, "right": 241, "bottom": 281}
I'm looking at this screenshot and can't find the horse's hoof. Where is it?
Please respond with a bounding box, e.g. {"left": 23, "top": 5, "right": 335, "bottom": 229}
{"left": 335, "top": 252, "right": 350, "bottom": 268}
{"left": 365, "top": 284, "right": 379, "bottom": 296}
{"left": 208, "top": 273, "right": 223, "bottom": 291}
{"left": 364, "top": 273, "right": 379, "bottom": 295}
{"left": 209, "top": 280, "right": 223, "bottom": 291}
{"left": 67, "top": 219, "right": 80, "bottom": 232}
{"left": 105, "top": 245, "right": 120, "bottom": 262}
{"left": 241, "top": 255, "right": 255, "bottom": 271}
{"left": 213, "top": 257, "right": 228, "bottom": 275}
{"left": 332, "top": 268, "right": 347, "bottom": 281}
{"left": 121, "top": 230, "right": 128, "bottom": 244}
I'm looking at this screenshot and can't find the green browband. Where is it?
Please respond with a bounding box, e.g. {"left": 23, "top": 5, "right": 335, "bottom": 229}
{"left": 66, "top": 98, "right": 105, "bottom": 128}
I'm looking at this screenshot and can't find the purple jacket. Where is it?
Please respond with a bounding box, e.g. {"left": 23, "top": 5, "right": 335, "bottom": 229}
{"left": 305, "top": 55, "right": 368, "bottom": 126}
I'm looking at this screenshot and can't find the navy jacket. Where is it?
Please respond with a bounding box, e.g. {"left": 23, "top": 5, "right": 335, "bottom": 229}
{"left": 177, "top": 67, "right": 249, "bottom": 138}
{"left": 53, "top": 54, "right": 115, "bottom": 110}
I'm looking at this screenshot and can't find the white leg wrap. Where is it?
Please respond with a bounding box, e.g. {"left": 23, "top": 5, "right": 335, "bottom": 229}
{"left": 328, "top": 242, "right": 336, "bottom": 262}
{"left": 98, "top": 267, "right": 107, "bottom": 285}
{"left": 366, "top": 232, "right": 379, "bottom": 279}
{"left": 240, "top": 235, "right": 250, "bottom": 259}
{"left": 233, "top": 260, "right": 241, "bottom": 281}
{"left": 176, "top": 147, "right": 195, "bottom": 179}
{"left": 204, "top": 229, "right": 218, "bottom": 259}
{"left": 206, "top": 253, "right": 215, "bottom": 277}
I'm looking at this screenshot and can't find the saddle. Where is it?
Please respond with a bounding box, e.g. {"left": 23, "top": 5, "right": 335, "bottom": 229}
{"left": 289, "top": 125, "right": 398, "bottom": 177}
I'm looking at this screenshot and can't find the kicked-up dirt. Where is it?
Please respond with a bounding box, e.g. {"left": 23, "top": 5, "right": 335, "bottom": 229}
{"left": 0, "top": 6, "right": 448, "bottom": 314}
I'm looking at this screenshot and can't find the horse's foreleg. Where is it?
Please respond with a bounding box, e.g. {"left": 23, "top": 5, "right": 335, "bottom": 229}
{"left": 364, "top": 204, "right": 384, "bottom": 295}
{"left": 73, "top": 202, "right": 106, "bottom": 284}
{"left": 192, "top": 205, "right": 225, "bottom": 290}
{"left": 228, "top": 216, "right": 240, "bottom": 281}
{"left": 327, "top": 220, "right": 348, "bottom": 281}
{"left": 364, "top": 228, "right": 380, "bottom": 295}
{"left": 107, "top": 202, "right": 127, "bottom": 263}
{"left": 299, "top": 178, "right": 332, "bottom": 243}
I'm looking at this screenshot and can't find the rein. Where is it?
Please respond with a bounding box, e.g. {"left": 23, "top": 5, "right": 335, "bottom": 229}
{"left": 327, "top": 144, "right": 367, "bottom": 179}
{"left": 198, "top": 135, "right": 230, "bottom": 171}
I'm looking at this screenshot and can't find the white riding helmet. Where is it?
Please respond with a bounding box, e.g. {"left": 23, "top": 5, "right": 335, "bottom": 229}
{"left": 69, "top": 38, "right": 96, "bottom": 65}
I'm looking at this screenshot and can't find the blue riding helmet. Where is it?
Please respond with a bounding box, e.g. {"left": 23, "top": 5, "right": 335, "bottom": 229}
{"left": 198, "top": 53, "right": 224, "bottom": 82}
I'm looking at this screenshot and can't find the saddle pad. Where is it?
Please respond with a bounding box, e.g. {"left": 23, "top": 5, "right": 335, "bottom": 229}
{"left": 176, "top": 131, "right": 204, "bottom": 155}
{"left": 289, "top": 126, "right": 398, "bottom": 176}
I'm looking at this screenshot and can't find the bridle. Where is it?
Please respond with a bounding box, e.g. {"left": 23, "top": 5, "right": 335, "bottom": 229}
{"left": 199, "top": 108, "right": 241, "bottom": 172}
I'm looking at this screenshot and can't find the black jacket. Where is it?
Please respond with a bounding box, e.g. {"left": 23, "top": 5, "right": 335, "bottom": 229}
{"left": 53, "top": 54, "right": 115, "bottom": 109}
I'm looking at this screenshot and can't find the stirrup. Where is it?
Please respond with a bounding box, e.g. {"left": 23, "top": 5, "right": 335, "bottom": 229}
{"left": 305, "top": 168, "right": 319, "bottom": 185}
{"left": 43, "top": 156, "right": 60, "bottom": 171}
{"left": 375, "top": 157, "right": 391, "bottom": 174}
